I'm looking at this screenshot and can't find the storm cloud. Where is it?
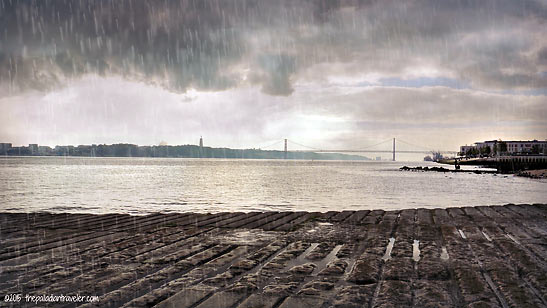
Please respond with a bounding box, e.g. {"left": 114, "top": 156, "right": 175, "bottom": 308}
{"left": 1, "top": 0, "right": 546, "bottom": 151}
{"left": 1, "top": 0, "right": 546, "bottom": 97}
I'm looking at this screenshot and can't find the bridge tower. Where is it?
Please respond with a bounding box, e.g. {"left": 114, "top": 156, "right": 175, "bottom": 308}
{"left": 199, "top": 136, "right": 203, "bottom": 158}
{"left": 284, "top": 139, "right": 288, "bottom": 159}
{"left": 392, "top": 138, "right": 395, "bottom": 161}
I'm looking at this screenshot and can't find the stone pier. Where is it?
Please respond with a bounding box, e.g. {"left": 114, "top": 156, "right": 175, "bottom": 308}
{"left": 1, "top": 204, "right": 546, "bottom": 307}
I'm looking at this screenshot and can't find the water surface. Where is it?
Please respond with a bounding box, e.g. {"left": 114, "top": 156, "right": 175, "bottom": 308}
{"left": 0, "top": 157, "right": 545, "bottom": 214}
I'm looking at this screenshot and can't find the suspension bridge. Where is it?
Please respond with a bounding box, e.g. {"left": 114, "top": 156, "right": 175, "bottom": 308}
{"left": 257, "top": 138, "right": 458, "bottom": 161}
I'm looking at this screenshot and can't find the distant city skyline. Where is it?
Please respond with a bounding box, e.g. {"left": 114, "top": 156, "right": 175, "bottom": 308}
{"left": 1, "top": 1, "right": 546, "bottom": 152}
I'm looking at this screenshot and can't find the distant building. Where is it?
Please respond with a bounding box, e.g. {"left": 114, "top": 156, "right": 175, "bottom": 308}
{"left": 459, "top": 145, "right": 475, "bottom": 155}
{"left": 375, "top": 156, "right": 381, "bottom": 161}
{"left": 460, "top": 140, "right": 547, "bottom": 157}
{"left": 54, "top": 145, "right": 75, "bottom": 156}
{"left": 432, "top": 152, "right": 444, "bottom": 161}
{"left": 0, "top": 143, "right": 12, "bottom": 154}
{"left": 505, "top": 140, "right": 546, "bottom": 154}
{"left": 28, "top": 144, "right": 38, "bottom": 155}
{"left": 7, "top": 146, "right": 30, "bottom": 155}
{"left": 38, "top": 146, "right": 52, "bottom": 156}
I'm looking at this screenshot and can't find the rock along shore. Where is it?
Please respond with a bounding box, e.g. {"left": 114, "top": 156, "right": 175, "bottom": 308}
{"left": 399, "top": 166, "right": 498, "bottom": 174}
{"left": 1, "top": 204, "right": 546, "bottom": 307}
{"left": 516, "top": 169, "right": 547, "bottom": 179}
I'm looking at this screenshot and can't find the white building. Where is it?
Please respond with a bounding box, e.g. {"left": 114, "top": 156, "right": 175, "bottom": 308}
{"left": 505, "top": 140, "right": 547, "bottom": 154}
{"left": 460, "top": 140, "right": 547, "bottom": 156}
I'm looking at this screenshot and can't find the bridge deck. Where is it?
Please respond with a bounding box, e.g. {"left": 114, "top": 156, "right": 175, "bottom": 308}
{"left": 1, "top": 204, "right": 546, "bottom": 307}
{"left": 292, "top": 150, "right": 458, "bottom": 154}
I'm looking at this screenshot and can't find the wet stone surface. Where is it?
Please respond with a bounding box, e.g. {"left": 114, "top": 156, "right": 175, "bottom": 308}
{"left": 0, "top": 204, "right": 546, "bottom": 307}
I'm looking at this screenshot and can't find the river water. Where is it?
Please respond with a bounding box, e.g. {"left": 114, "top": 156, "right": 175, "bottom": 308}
{"left": 0, "top": 157, "right": 545, "bottom": 214}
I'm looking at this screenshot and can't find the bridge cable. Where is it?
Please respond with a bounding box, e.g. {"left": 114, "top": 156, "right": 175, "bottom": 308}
{"left": 288, "top": 138, "right": 394, "bottom": 152}
{"left": 396, "top": 139, "right": 434, "bottom": 152}
{"left": 259, "top": 140, "right": 285, "bottom": 150}
{"left": 352, "top": 138, "right": 394, "bottom": 151}
{"left": 287, "top": 140, "right": 322, "bottom": 151}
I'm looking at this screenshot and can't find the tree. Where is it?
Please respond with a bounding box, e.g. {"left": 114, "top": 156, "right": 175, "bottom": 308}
{"left": 466, "top": 148, "right": 479, "bottom": 157}
{"left": 499, "top": 141, "right": 507, "bottom": 153}
{"left": 531, "top": 144, "right": 540, "bottom": 154}
{"left": 480, "top": 146, "right": 491, "bottom": 156}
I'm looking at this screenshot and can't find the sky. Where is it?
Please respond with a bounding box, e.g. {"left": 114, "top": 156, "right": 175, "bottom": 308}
{"left": 1, "top": 0, "right": 546, "bottom": 155}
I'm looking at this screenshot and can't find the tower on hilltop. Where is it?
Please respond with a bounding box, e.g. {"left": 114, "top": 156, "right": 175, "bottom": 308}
{"left": 199, "top": 136, "right": 203, "bottom": 158}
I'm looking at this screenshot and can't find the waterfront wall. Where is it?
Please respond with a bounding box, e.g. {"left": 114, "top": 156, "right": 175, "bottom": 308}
{"left": 458, "top": 155, "right": 547, "bottom": 172}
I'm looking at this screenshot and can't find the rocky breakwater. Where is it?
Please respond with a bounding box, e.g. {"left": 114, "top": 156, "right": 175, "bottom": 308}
{"left": 400, "top": 166, "right": 497, "bottom": 174}
{"left": 517, "top": 169, "right": 547, "bottom": 179}
{"left": 1, "top": 204, "right": 546, "bottom": 307}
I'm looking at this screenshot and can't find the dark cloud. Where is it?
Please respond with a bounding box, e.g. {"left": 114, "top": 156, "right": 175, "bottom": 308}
{"left": 1, "top": 0, "right": 546, "bottom": 97}
{"left": 538, "top": 47, "right": 547, "bottom": 64}
{"left": 251, "top": 54, "right": 297, "bottom": 96}
{"left": 0, "top": 0, "right": 250, "bottom": 94}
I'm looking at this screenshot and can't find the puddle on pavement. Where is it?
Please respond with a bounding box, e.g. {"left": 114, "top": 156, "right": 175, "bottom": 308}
{"left": 282, "top": 243, "right": 319, "bottom": 271}
{"left": 212, "top": 230, "right": 278, "bottom": 245}
{"left": 343, "top": 258, "right": 357, "bottom": 279}
{"left": 481, "top": 231, "right": 492, "bottom": 241}
{"left": 458, "top": 229, "right": 467, "bottom": 239}
{"left": 412, "top": 240, "right": 420, "bottom": 262}
{"left": 440, "top": 247, "right": 449, "bottom": 260}
{"left": 506, "top": 234, "right": 521, "bottom": 244}
{"left": 317, "top": 222, "right": 333, "bottom": 226}
{"left": 311, "top": 245, "right": 343, "bottom": 276}
{"left": 382, "top": 237, "right": 395, "bottom": 261}
{"left": 308, "top": 221, "right": 335, "bottom": 233}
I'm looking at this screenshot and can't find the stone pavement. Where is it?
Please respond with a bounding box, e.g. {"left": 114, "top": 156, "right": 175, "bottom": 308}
{"left": 1, "top": 204, "right": 546, "bottom": 307}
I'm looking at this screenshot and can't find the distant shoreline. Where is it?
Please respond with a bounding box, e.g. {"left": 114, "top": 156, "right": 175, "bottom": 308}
{"left": 0, "top": 143, "right": 370, "bottom": 161}
{"left": 0, "top": 153, "right": 370, "bottom": 161}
